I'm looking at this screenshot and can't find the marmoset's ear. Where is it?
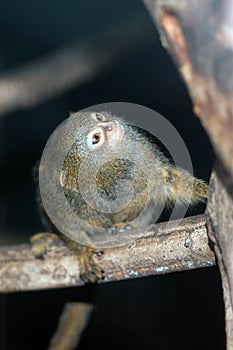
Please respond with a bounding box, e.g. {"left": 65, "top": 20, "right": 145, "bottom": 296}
{"left": 91, "top": 112, "right": 106, "bottom": 122}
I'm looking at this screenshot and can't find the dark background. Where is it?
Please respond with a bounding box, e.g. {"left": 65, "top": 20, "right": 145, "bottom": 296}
{"left": 0, "top": 1, "right": 224, "bottom": 349}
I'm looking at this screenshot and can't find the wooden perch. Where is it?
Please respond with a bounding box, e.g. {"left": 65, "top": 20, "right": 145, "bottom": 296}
{"left": 0, "top": 214, "right": 215, "bottom": 293}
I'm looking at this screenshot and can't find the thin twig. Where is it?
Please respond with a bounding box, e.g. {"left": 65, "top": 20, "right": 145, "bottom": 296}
{"left": 0, "top": 12, "right": 150, "bottom": 116}
{"left": 0, "top": 215, "right": 215, "bottom": 293}
{"left": 48, "top": 302, "right": 93, "bottom": 350}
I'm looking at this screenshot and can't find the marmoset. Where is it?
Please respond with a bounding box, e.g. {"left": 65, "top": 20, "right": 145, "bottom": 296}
{"left": 32, "top": 111, "right": 208, "bottom": 282}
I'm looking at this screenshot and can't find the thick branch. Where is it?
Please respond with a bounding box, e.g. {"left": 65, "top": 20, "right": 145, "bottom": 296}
{"left": 144, "top": 0, "right": 233, "bottom": 178}
{"left": 143, "top": 1, "right": 233, "bottom": 348}
{"left": 0, "top": 215, "right": 215, "bottom": 293}
{"left": 207, "top": 163, "right": 233, "bottom": 348}
{"left": 0, "top": 13, "right": 149, "bottom": 116}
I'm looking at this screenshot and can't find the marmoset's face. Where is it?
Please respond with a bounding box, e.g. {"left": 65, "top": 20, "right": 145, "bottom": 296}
{"left": 86, "top": 112, "right": 124, "bottom": 150}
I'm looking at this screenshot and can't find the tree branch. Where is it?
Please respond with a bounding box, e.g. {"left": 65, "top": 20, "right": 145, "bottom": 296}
{"left": 143, "top": 0, "right": 233, "bottom": 178}
{"left": 0, "top": 12, "right": 150, "bottom": 116}
{"left": 0, "top": 214, "right": 215, "bottom": 293}
{"left": 142, "top": 1, "right": 233, "bottom": 348}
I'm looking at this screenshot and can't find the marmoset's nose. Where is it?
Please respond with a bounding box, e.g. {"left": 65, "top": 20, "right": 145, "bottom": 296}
{"left": 101, "top": 121, "right": 123, "bottom": 147}
{"left": 102, "top": 121, "right": 115, "bottom": 132}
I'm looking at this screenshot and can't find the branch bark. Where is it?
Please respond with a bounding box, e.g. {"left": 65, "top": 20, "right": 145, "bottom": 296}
{"left": 142, "top": 1, "right": 233, "bottom": 348}
{"left": 207, "top": 163, "right": 233, "bottom": 349}
{"left": 0, "top": 214, "right": 214, "bottom": 293}
{"left": 144, "top": 0, "right": 233, "bottom": 179}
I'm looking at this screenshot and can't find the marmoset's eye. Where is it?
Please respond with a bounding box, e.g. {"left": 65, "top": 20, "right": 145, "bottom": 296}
{"left": 92, "top": 132, "right": 101, "bottom": 144}
{"left": 91, "top": 112, "right": 106, "bottom": 122}
{"left": 87, "top": 128, "right": 105, "bottom": 149}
